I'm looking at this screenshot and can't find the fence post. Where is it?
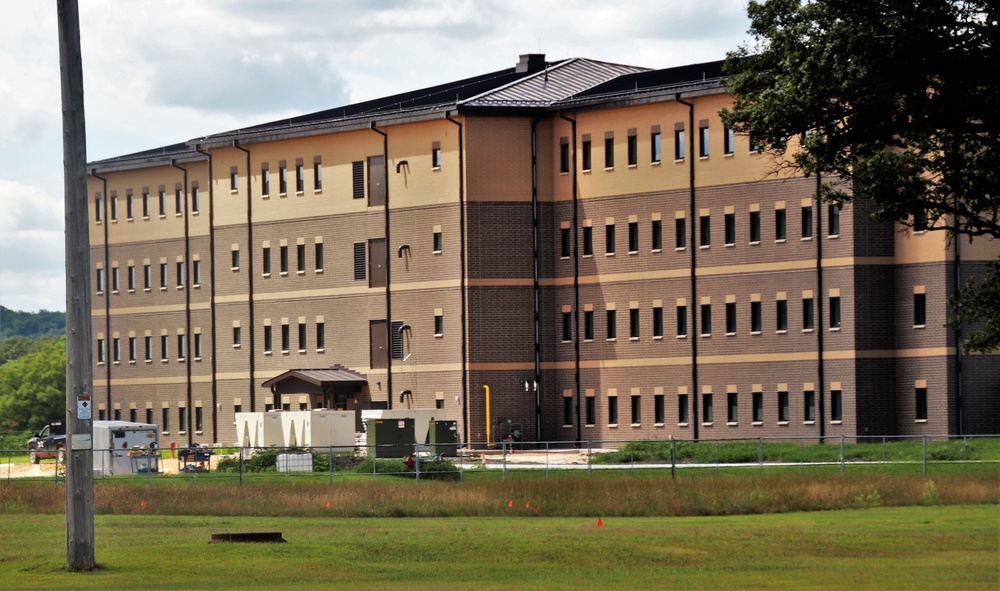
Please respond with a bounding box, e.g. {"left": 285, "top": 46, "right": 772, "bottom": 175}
{"left": 670, "top": 436, "right": 676, "bottom": 480}
{"left": 502, "top": 441, "right": 507, "bottom": 480}
{"left": 922, "top": 435, "right": 927, "bottom": 476}
{"left": 415, "top": 442, "right": 420, "bottom": 482}
{"left": 715, "top": 439, "right": 720, "bottom": 475}
{"left": 239, "top": 448, "right": 244, "bottom": 484}
{"left": 545, "top": 441, "right": 550, "bottom": 480}
{"left": 759, "top": 437, "right": 764, "bottom": 475}
{"left": 840, "top": 435, "right": 845, "bottom": 477}
{"left": 328, "top": 447, "right": 333, "bottom": 486}
{"left": 587, "top": 441, "right": 592, "bottom": 479}
{"left": 963, "top": 435, "right": 968, "bottom": 468}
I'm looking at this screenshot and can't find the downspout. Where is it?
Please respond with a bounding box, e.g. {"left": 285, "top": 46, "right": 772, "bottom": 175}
{"left": 445, "top": 114, "right": 468, "bottom": 444}
{"left": 558, "top": 113, "right": 581, "bottom": 443}
{"left": 195, "top": 147, "right": 217, "bottom": 442}
{"left": 816, "top": 172, "right": 825, "bottom": 439}
{"left": 954, "top": 194, "right": 963, "bottom": 435}
{"left": 676, "top": 94, "right": 698, "bottom": 440}
{"left": 370, "top": 123, "right": 391, "bottom": 410}
{"left": 233, "top": 143, "right": 255, "bottom": 413}
{"left": 529, "top": 116, "right": 544, "bottom": 443}
{"left": 90, "top": 170, "right": 111, "bottom": 413}
{"left": 171, "top": 160, "right": 193, "bottom": 446}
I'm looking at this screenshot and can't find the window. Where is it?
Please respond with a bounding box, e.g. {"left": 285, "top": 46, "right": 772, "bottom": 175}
{"left": 191, "top": 186, "right": 199, "bottom": 213}
{"left": 677, "top": 305, "right": 688, "bottom": 337}
{"left": 582, "top": 138, "right": 592, "bottom": 171}
{"left": 630, "top": 308, "right": 640, "bottom": 339}
{"left": 263, "top": 325, "right": 272, "bottom": 353}
{"left": 176, "top": 262, "right": 184, "bottom": 287}
{"left": 432, "top": 145, "right": 442, "bottom": 169}
{"left": 803, "top": 297, "right": 815, "bottom": 330}
{"left": 146, "top": 408, "right": 153, "bottom": 424}
{"left": 160, "top": 335, "right": 169, "bottom": 361}
{"left": 315, "top": 243, "right": 324, "bottom": 270}
{"left": 298, "top": 323, "right": 307, "bottom": 351}
{"left": 724, "top": 213, "right": 735, "bottom": 245}
{"left": 436, "top": 398, "right": 445, "bottom": 410}
{"left": 281, "top": 324, "right": 290, "bottom": 352}
{"left": 193, "top": 260, "right": 201, "bottom": 285}
{"left": 434, "top": 314, "right": 444, "bottom": 336}
{"left": 233, "top": 326, "right": 241, "bottom": 347}
{"left": 262, "top": 166, "right": 270, "bottom": 196}
{"left": 775, "top": 208, "right": 787, "bottom": 241}
{"left": 699, "top": 214, "right": 710, "bottom": 247}
{"left": 724, "top": 125, "right": 735, "bottom": 155}
{"left": 391, "top": 321, "right": 405, "bottom": 360}
{"left": 177, "top": 334, "right": 186, "bottom": 360}
{"left": 142, "top": 191, "right": 150, "bottom": 217}
{"left": 279, "top": 164, "right": 287, "bottom": 194}
{"left": 158, "top": 189, "right": 166, "bottom": 216}
{"left": 830, "top": 390, "right": 843, "bottom": 421}
{"left": 127, "top": 265, "right": 135, "bottom": 291}
{"left": 728, "top": 393, "right": 738, "bottom": 423}
{"left": 112, "top": 338, "right": 120, "bottom": 363}
{"left": 179, "top": 407, "right": 187, "bottom": 432}
{"left": 651, "top": 220, "right": 662, "bottom": 251}
{"left": 631, "top": 395, "right": 641, "bottom": 424}
{"left": 778, "top": 391, "right": 789, "bottom": 422}
{"left": 314, "top": 160, "right": 323, "bottom": 190}
{"left": 563, "top": 396, "right": 573, "bottom": 426}
{"left": 129, "top": 408, "right": 136, "bottom": 422}
{"left": 111, "top": 267, "right": 119, "bottom": 292}
{"left": 675, "top": 218, "right": 686, "bottom": 249}
{"left": 605, "top": 223, "right": 615, "bottom": 255}
{"left": 606, "top": 309, "right": 617, "bottom": 340}
{"left": 584, "top": 310, "right": 594, "bottom": 341}
{"left": 627, "top": 133, "right": 638, "bottom": 166}
{"left": 830, "top": 296, "right": 841, "bottom": 329}
{"left": 297, "top": 244, "right": 306, "bottom": 273}
{"left": 352, "top": 161, "right": 365, "bottom": 199}
{"left": 175, "top": 187, "right": 183, "bottom": 214}
{"left": 726, "top": 302, "right": 737, "bottom": 334}
{"left": 353, "top": 243, "right": 366, "bottom": 280}
{"left": 316, "top": 322, "right": 325, "bottom": 350}
{"left": 230, "top": 167, "right": 238, "bottom": 191}
{"left": 143, "top": 264, "right": 151, "bottom": 290}
{"left": 654, "top": 394, "right": 664, "bottom": 424}
{"left": 804, "top": 390, "right": 815, "bottom": 422}
{"left": 196, "top": 407, "right": 203, "bottom": 432}
{"left": 560, "top": 228, "right": 571, "bottom": 258}
{"left": 126, "top": 193, "right": 134, "bottom": 219}
{"left": 144, "top": 336, "right": 152, "bottom": 361}
{"left": 111, "top": 195, "right": 118, "bottom": 221}
{"left": 749, "top": 211, "right": 761, "bottom": 243}
{"left": 698, "top": 123, "right": 709, "bottom": 157}
{"left": 702, "top": 394, "right": 713, "bottom": 423}
{"left": 586, "top": 396, "right": 596, "bottom": 425}
{"left": 96, "top": 338, "right": 105, "bottom": 363}
{"left": 432, "top": 231, "right": 443, "bottom": 253}
{"left": 128, "top": 337, "right": 136, "bottom": 362}
{"left": 559, "top": 140, "right": 569, "bottom": 174}
{"left": 700, "top": 304, "right": 712, "bottom": 336}
{"left": 280, "top": 245, "right": 289, "bottom": 274}
{"left": 653, "top": 306, "right": 663, "bottom": 338}
{"left": 262, "top": 247, "right": 271, "bottom": 275}
{"left": 651, "top": 131, "right": 662, "bottom": 163}
{"left": 674, "top": 128, "right": 685, "bottom": 160}
{"left": 678, "top": 394, "right": 689, "bottom": 423}
{"left": 162, "top": 408, "right": 170, "bottom": 432}
{"left": 751, "top": 301, "right": 762, "bottom": 333}
{"left": 828, "top": 204, "right": 841, "bottom": 236}
{"left": 802, "top": 205, "right": 813, "bottom": 238}
{"left": 628, "top": 221, "right": 639, "bottom": 253}
{"left": 160, "top": 263, "right": 168, "bottom": 289}
{"left": 753, "top": 391, "right": 764, "bottom": 422}
{"left": 914, "top": 292, "right": 927, "bottom": 326}
{"left": 913, "top": 210, "right": 927, "bottom": 232}
{"left": 194, "top": 333, "right": 202, "bottom": 359}
{"left": 562, "top": 312, "right": 572, "bottom": 342}
{"left": 604, "top": 135, "right": 614, "bottom": 168}
{"left": 296, "top": 163, "right": 304, "bottom": 192}
{"left": 582, "top": 226, "right": 593, "bottom": 256}
{"left": 96, "top": 268, "right": 105, "bottom": 293}
{"left": 776, "top": 299, "right": 788, "bottom": 331}
{"left": 231, "top": 249, "right": 240, "bottom": 270}
{"left": 608, "top": 396, "right": 618, "bottom": 425}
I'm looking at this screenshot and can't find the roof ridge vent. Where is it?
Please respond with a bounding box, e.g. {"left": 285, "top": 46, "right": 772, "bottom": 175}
{"left": 516, "top": 53, "right": 546, "bottom": 73}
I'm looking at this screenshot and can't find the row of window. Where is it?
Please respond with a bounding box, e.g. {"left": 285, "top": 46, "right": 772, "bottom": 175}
{"left": 96, "top": 333, "right": 203, "bottom": 364}
{"left": 95, "top": 186, "right": 199, "bottom": 224}
{"left": 94, "top": 406, "right": 204, "bottom": 435}
{"left": 96, "top": 259, "right": 202, "bottom": 294}
{"left": 559, "top": 204, "right": 842, "bottom": 258}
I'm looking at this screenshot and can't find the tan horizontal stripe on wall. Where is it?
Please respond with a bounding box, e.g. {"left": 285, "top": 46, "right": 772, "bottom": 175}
{"left": 93, "top": 302, "right": 211, "bottom": 317}
{"left": 94, "top": 375, "right": 213, "bottom": 387}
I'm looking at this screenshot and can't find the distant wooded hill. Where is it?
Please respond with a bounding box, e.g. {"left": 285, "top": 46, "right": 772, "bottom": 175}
{"left": 0, "top": 306, "right": 66, "bottom": 344}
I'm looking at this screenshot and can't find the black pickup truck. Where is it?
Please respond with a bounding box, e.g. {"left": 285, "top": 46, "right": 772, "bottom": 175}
{"left": 27, "top": 421, "right": 66, "bottom": 464}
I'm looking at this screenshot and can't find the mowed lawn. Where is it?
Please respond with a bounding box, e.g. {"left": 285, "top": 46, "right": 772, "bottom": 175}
{"left": 0, "top": 505, "right": 996, "bottom": 590}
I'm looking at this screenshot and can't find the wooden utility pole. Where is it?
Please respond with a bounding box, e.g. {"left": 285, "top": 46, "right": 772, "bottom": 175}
{"left": 58, "top": 0, "right": 95, "bottom": 571}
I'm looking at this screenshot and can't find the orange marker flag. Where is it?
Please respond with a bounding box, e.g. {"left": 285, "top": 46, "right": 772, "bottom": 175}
{"left": 141, "top": 500, "right": 146, "bottom": 509}
{"left": 325, "top": 502, "right": 331, "bottom": 509}
{"left": 508, "top": 500, "right": 513, "bottom": 508}
{"left": 597, "top": 518, "right": 603, "bottom": 527}
{"left": 526, "top": 502, "right": 530, "bottom": 509}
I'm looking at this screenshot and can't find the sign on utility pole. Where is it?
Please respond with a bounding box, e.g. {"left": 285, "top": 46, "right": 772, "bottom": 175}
{"left": 58, "top": 0, "right": 95, "bottom": 571}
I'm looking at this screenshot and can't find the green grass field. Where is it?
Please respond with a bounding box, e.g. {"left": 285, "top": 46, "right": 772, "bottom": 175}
{"left": 0, "top": 506, "right": 996, "bottom": 590}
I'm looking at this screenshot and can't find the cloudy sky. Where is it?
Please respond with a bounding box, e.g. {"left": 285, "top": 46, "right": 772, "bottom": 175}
{"left": 0, "top": 0, "right": 753, "bottom": 312}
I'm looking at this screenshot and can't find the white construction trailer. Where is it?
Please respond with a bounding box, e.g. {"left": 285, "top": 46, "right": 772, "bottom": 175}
{"left": 91, "top": 421, "right": 159, "bottom": 476}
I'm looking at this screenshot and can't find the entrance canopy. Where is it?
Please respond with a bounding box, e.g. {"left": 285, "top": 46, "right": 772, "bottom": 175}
{"left": 261, "top": 365, "right": 368, "bottom": 410}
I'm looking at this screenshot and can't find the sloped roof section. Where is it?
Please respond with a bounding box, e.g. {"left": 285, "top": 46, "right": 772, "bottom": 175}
{"left": 554, "top": 60, "right": 725, "bottom": 107}
{"left": 261, "top": 365, "right": 368, "bottom": 390}
{"left": 462, "top": 58, "right": 649, "bottom": 108}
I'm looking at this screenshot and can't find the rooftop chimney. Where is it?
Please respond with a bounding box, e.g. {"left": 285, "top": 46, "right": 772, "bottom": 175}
{"left": 516, "top": 54, "right": 546, "bottom": 73}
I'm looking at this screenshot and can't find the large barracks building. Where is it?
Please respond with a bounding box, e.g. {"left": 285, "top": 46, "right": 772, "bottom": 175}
{"left": 87, "top": 54, "right": 998, "bottom": 447}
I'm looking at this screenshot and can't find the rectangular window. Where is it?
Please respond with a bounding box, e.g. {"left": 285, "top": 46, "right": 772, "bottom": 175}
{"left": 297, "top": 244, "right": 305, "bottom": 273}
{"left": 298, "top": 323, "right": 307, "bottom": 351}
{"left": 802, "top": 205, "right": 813, "bottom": 238}
{"left": 775, "top": 208, "right": 787, "bottom": 241}
{"left": 804, "top": 391, "right": 816, "bottom": 422}
{"left": 193, "top": 260, "right": 201, "bottom": 285}
{"left": 353, "top": 242, "right": 366, "bottom": 280}
{"left": 830, "top": 390, "right": 842, "bottom": 421}
{"left": 651, "top": 131, "right": 662, "bottom": 163}
{"left": 654, "top": 394, "right": 664, "bottom": 424}
{"left": 126, "top": 193, "right": 134, "bottom": 219}
{"left": 142, "top": 191, "right": 150, "bottom": 218}
{"left": 176, "top": 262, "right": 184, "bottom": 287}
{"left": 828, "top": 204, "right": 841, "bottom": 236}
{"left": 627, "top": 134, "right": 638, "bottom": 166}
{"left": 315, "top": 243, "right": 324, "bottom": 270}
{"left": 753, "top": 391, "right": 764, "bottom": 422}
{"left": 677, "top": 305, "right": 688, "bottom": 337}
{"left": 582, "top": 226, "right": 593, "bottom": 256}
{"left": 749, "top": 211, "right": 761, "bottom": 243}
{"left": 194, "top": 333, "right": 202, "bottom": 359}
{"left": 436, "top": 398, "right": 445, "bottom": 410}
{"left": 263, "top": 325, "right": 272, "bottom": 353}
{"left": 628, "top": 221, "right": 638, "bottom": 253}
{"left": 97, "top": 338, "right": 105, "bottom": 363}
{"left": 96, "top": 268, "right": 105, "bottom": 293}
{"left": 160, "top": 335, "right": 169, "bottom": 360}
{"left": 582, "top": 139, "right": 592, "bottom": 171}
{"left": 111, "top": 195, "right": 118, "bottom": 221}
{"left": 262, "top": 166, "right": 271, "bottom": 196}
{"left": 778, "top": 391, "right": 789, "bottom": 422}
{"left": 144, "top": 336, "right": 152, "bottom": 361}
{"left": 724, "top": 125, "right": 735, "bottom": 155}
{"left": 777, "top": 299, "right": 788, "bottom": 331}
{"left": 751, "top": 301, "right": 762, "bottom": 333}
{"left": 296, "top": 163, "right": 305, "bottom": 192}
{"left": 127, "top": 265, "right": 135, "bottom": 291}
{"left": 674, "top": 128, "right": 685, "bottom": 160}
{"left": 678, "top": 394, "right": 689, "bottom": 423}
{"left": 560, "top": 227, "right": 571, "bottom": 258}
{"left": 128, "top": 408, "right": 136, "bottom": 422}
{"left": 914, "top": 293, "right": 927, "bottom": 326}
{"left": 699, "top": 124, "right": 709, "bottom": 157}
{"left": 177, "top": 334, "right": 186, "bottom": 360}
{"left": 726, "top": 302, "right": 736, "bottom": 334}
{"left": 916, "top": 387, "right": 928, "bottom": 420}
{"left": 586, "top": 396, "right": 596, "bottom": 425}
{"left": 196, "top": 407, "right": 203, "bottom": 432}
{"left": 230, "top": 168, "right": 238, "bottom": 191}
{"left": 231, "top": 249, "right": 240, "bottom": 270}
{"left": 606, "top": 309, "right": 617, "bottom": 340}
{"left": 605, "top": 223, "right": 615, "bottom": 255}
{"left": 112, "top": 267, "right": 119, "bottom": 292}
{"left": 279, "top": 164, "right": 288, "bottom": 194}
{"left": 159, "top": 263, "right": 167, "bottom": 288}
{"left": 630, "top": 308, "right": 640, "bottom": 339}
{"left": 179, "top": 407, "right": 187, "bottom": 432}
{"left": 279, "top": 245, "right": 289, "bottom": 274}
{"left": 562, "top": 311, "right": 573, "bottom": 342}
{"left": 146, "top": 408, "right": 153, "bottom": 424}
{"left": 699, "top": 214, "right": 711, "bottom": 247}
{"left": 724, "top": 213, "right": 735, "bottom": 245}
{"left": 281, "top": 324, "right": 290, "bottom": 352}
{"left": 432, "top": 231, "right": 443, "bottom": 253}
{"left": 584, "top": 310, "right": 594, "bottom": 341}
{"left": 432, "top": 146, "right": 442, "bottom": 168}
{"left": 700, "top": 304, "right": 712, "bottom": 336}
{"left": 728, "top": 393, "right": 738, "bottom": 423}
{"left": 434, "top": 314, "right": 444, "bottom": 336}
{"left": 158, "top": 190, "right": 166, "bottom": 216}
{"left": 830, "top": 296, "right": 841, "bottom": 329}
{"left": 631, "top": 395, "right": 641, "bottom": 424}
{"left": 352, "top": 161, "right": 365, "bottom": 199}
{"left": 260, "top": 247, "right": 270, "bottom": 274}
{"left": 175, "top": 188, "right": 183, "bottom": 214}
{"left": 703, "top": 394, "right": 713, "bottom": 423}
{"left": 608, "top": 396, "right": 618, "bottom": 425}
{"left": 233, "top": 326, "right": 241, "bottom": 347}
{"left": 604, "top": 136, "right": 614, "bottom": 168}
{"left": 316, "top": 323, "right": 324, "bottom": 350}
{"left": 191, "top": 187, "right": 199, "bottom": 213}
{"left": 143, "top": 264, "right": 151, "bottom": 290}
{"left": 675, "top": 218, "right": 686, "bottom": 249}
{"left": 651, "top": 220, "right": 662, "bottom": 251}
{"left": 112, "top": 337, "right": 120, "bottom": 363}
{"left": 162, "top": 408, "right": 170, "bottom": 432}
{"left": 314, "top": 161, "right": 323, "bottom": 190}
{"left": 653, "top": 306, "right": 663, "bottom": 338}
{"left": 128, "top": 337, "right": 136, "bottom": 362}
{"left": 559, "top": 141, "right": 570, "bottom": 174}
{"left": 563, "top": 396, "right": 573, "bottom": 426}
{"left": 391, "top": 321, "right": 404, "bottom": 360}
{"left": 803, "top": 297, "right": 815, "bottom": 330}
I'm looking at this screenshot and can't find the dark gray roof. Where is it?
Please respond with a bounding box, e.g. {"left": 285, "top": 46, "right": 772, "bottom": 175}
{"left": 261, "top": 365, "right": 368, "bottom": 389}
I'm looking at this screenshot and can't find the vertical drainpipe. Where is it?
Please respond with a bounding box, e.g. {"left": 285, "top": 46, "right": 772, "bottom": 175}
{"left": 195, "top": 147, "right": 217, "bottom": 442}
{"left": 953, "top": 194, "right": 963, "bottom": 435}
{"left": 558, "top": 113, "right": 581, "bottom": 443}
{"left": 445, "top": 114, "right": 468, "bottom": 443}
{"left": 816, "top": 172, "right": 825, "bottom": 439}
{"left": 171, "top": 160, "right": 193, "bottom": 446}
{"left": 370, "top": 123, "right": 391, "bottom": 410}
{"left": 233, "top": 143, "right": 255, "bottom": 412}
{"left": 90, "top": 170, "right": 111, "bottom": 412}
{"left": 530, "top": 117, "right": 544, "bottom": 443}
{"left": 675, "top": 94, "right": 698, "bottom": 440}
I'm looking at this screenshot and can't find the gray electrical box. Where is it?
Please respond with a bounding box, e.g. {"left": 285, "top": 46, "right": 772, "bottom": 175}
{"left": 427, "top": 420, "right": 459, "bottom": 457}
{"left": 366, "top": 418, "right": 414, "bottom": 458}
